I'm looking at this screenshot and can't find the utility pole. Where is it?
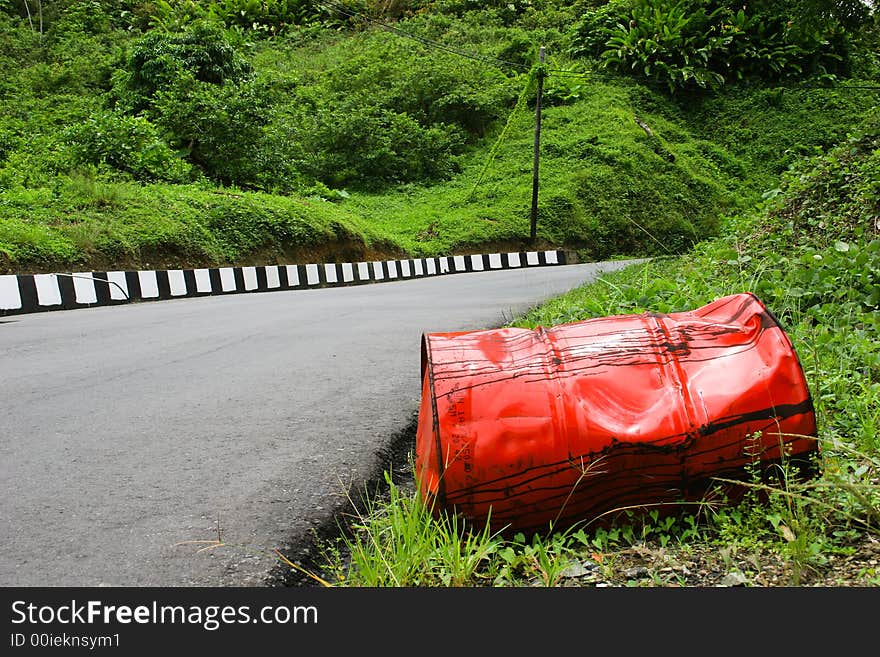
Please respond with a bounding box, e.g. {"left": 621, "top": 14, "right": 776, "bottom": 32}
{"left": 530, "top": 45, "right": 545, "bottom": 244}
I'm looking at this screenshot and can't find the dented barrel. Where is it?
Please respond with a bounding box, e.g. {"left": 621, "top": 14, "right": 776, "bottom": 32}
{"left": 415, "top": 292, "right": 818, "bottom": 532}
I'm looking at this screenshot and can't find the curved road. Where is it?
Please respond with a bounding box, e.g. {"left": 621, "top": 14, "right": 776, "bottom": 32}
{"left": 0, "top": 260, "right": 635, "bottom": 586}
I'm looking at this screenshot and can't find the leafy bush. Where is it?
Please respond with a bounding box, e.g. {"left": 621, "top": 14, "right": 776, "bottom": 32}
{"left": 600, "top": 0, "right": 727, "bottom": 92}
{"left": 151, "top": 73, "right": 270, "bottom": 186}
{"left": 316, "top": 32, "right": 518, "bottom": 140}
{"left": 569, "top": 0, "right": 636, "bottom": 59}
{"left": 580, "top": 0, "right": 877, "bottom": 92}
{"left": 113, "top": 21, "right": 253, "bottom": 114}
{"left": 296, "top": 104, "right": 465, "bottom": 188}
{"left": 148, "top": 0, "right": 359, "bottom": 34}
{"left": 761, "top": 109, "right": 880, "bottom": 250}
{"left": 261, "top": 30, "right": 520, "bottom": 189}
{"left": 62, "top": 111, "right": 194, "bottom": 183}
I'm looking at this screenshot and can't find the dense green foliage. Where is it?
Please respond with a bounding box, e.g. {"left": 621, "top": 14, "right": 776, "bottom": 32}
{"left": 0, "top": 175, "right": 396, "bottom": 272}
{"left": 0, "top": 1, "right": 877, "bottom": 273}
{"left": 572, "top": 0, "right": 879, "bottom": 91}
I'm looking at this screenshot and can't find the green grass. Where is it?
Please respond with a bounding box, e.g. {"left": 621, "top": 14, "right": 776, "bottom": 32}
{"left": 0, "top": 176, "right": 399, "bottom": 274}
{"left": 344, "top": 76, "right": 745, "bottom": 259}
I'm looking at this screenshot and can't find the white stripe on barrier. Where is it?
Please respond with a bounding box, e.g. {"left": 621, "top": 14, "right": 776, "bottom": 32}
{"left": 35, "top": 274, "right": 62, "bottom": 306}
{"left": 243, "top": 266, "right": 258, "bottom": 291}
{"left": 73, "top": 272, "right": 97, "bottom": 304}
{"left": 545, "top": 250, "right": 558, "bottom": 264}
{"left": 357, "top": 262, "right": 370, "bottom": 281}
{"left": 219, "top": 267, "right": 236, "bottom": 292}
{"left": 372, "top": 262, "right": 384, "bottom": 280}
{"left": 453, "top": 255, "right": 466, "bottom": 272}
{"left": 306, "top": 263, "right": 320, "bottom": 286}
{"left": 489, "top": 253, "right": 503, "bottom": 269}
{"left": 507, "top": 252, "right": 521, "bottom": 268}
{"left": 168, "top": 270, "right": 187, "bottom": 296}
{"left": 0, "top": 275, "right": 21, "bottom": 310}
{"left": 439, "top": 257, "right": 451, "bottom": 274}
{"left": 286, "top": 265, "right": 300, "bottom": 287}
{"left": 138, "top": 270, "right": 159, "bottom": 298}
{"left": 413, "top": 259, "right": 424, "bottom": 276}
{"left": 427, "top": 259, "right": 437, "bottom": 275}
{"left": 194, "top": 269, "right": 212, "bottom": 293}
{"left": 400, "top": 260, "right": 411, "bottom": 277}
{"left": 526, "top": 251, "right": 540, "bottom": 266}
{"left": 342, "top": 262, "right": 354, "bottom": 283}
{"left": 470, "top": 255, "right": 484, "bottom": 271}
{"left": 386, "top": 261, "right": 398, "bottom": 279}
{"left": 107, "top": 271, "right": 128, "bottom": 300}
{"left": 324, "top": 263, "right": 338, "bottom": 284}
{"left": 265, "top": 266, "right": 280, "bottom": 289}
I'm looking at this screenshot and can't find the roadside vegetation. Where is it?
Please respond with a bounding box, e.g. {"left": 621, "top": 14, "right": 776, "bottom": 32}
{"left": 1, "top": 1, "right": 877, "bottom": 272}
{"left": 2, "top": 1, "right": 877, "bottom": 586}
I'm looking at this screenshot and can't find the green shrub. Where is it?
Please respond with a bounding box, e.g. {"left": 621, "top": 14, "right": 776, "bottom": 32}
{"left": 151, "top": 73, "right": 269, "bottom": 186}
{"left": 761, "top": 109, "right": 880, "bottom": 250}
{"left": 62, "top": 111, "right": 193, "bottom": 183}
{"left": 585, "top": 0, "right": 876, "bottom": 92}
{"left": 569, "top": 0, "right": 636, "bottom": 60}
{"left": 114, "top": 20, "right": 253, "bottom": 114}
{"left": 316, "top": 32, "right": 518, "bottom": 140}
{"left": 297, "top": 104, "right": 465, "bottom": 188}
{"left": 263, "top": 29, "right": 521, "bottom": 190}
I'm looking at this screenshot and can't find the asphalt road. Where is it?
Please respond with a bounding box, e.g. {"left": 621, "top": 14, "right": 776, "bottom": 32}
{"left": 0, "top": 260, "right": 636, "bottom": 587}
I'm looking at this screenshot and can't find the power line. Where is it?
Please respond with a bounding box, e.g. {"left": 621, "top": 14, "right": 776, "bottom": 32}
{"left": 541, "top": 67, "right": 880, "bottom": 90}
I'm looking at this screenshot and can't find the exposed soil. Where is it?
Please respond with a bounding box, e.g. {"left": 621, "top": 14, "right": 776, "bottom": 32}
{"left": 1, "top": 238, "right": 408, "bottom": 277}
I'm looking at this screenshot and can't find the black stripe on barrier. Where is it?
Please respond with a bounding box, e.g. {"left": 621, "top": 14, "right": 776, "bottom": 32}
{"left": 256, "top": 266, "right": 268, "bottom": 292}
{"left": 156, "top": 270, "right": 172, "bottom": 300}
{"left": 124, "top": 271, "right": 142, "bottom": 301}
{"left": 208, "top": 268, "right": 223, "bottom": 294}
{"left": 57, "top": 274, "right": 77, "bottom": 310}
{"left": 293, "top": 264, "right": 307, "bottom": 289}
{"left": 232, "top": 267, "right": 245, "bottom": 293}
{"left": 18, "top": 275, "right": 38, "bottom": 314}
{"left": 278, "top": 265, "right": 290, "bottom": 289}
{"left": 93, "top": 272, "right": 112, "bottom": 306}
{"left": 183, "top": 269, "right": 198, "bottom": 296}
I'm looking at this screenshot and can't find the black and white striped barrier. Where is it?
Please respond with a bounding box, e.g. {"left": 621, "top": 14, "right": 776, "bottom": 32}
{"left": 0, "top": 250, "right": 569, "bottom": 316}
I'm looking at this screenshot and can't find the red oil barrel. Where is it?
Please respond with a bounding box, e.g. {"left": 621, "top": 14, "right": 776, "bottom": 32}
{"left": 415, "top": 292, "right": 818, "bottom": 533}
